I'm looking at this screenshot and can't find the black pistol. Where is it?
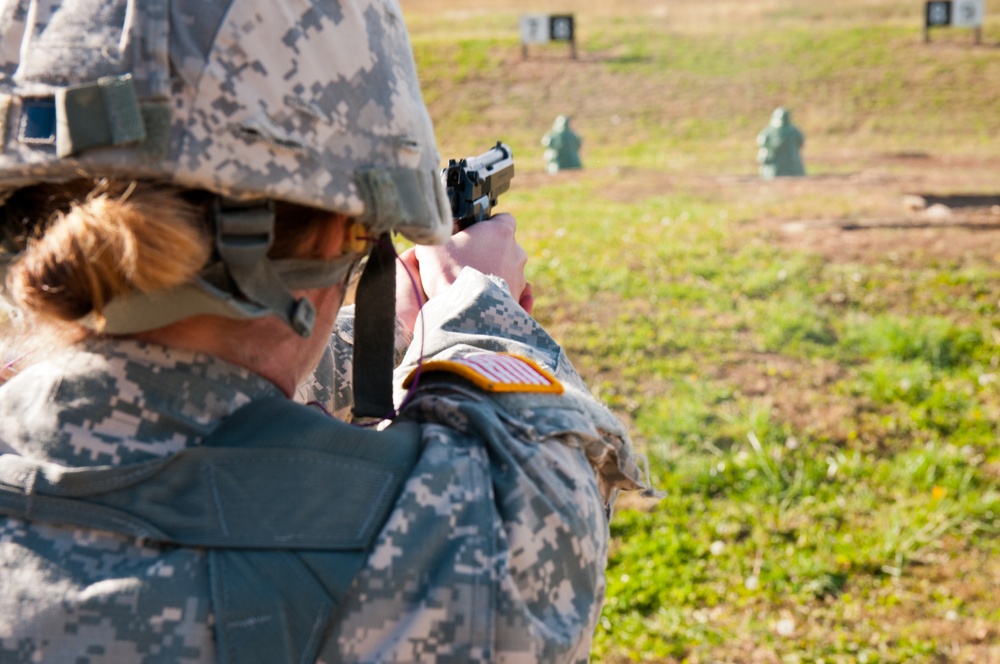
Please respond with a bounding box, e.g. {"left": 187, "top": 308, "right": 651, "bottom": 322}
{"left": 442, "top": 142, "right": 514, "bottom": 232}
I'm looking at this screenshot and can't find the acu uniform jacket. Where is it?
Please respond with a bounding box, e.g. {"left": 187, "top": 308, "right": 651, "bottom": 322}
{"left": 0, "top": 268, "right": 652, "bottom": 663}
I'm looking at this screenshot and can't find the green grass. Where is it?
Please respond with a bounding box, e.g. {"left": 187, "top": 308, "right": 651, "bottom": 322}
{"left": 405, "top": 0, "right": 1000, "bottom": 660}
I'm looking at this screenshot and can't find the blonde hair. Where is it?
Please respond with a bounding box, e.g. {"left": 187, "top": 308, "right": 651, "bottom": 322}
{"left": 4, "top": 179, "right": 349, "bottom": 333}
{"left": 5, "top": 180, "right": 212, "bottom": 329}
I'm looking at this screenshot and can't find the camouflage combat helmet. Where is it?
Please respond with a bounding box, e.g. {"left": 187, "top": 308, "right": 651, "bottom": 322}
{"left": 0, "top": 0, "right": 451, "bottom": 339}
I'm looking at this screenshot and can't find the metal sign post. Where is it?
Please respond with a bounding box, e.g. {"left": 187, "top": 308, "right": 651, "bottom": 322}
{"left": 924, "top": 0, "right": 984, "bottom": 43}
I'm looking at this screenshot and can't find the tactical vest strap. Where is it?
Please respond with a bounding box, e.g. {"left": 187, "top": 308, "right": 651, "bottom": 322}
{"left": 0, "top": 397, "right": 424, "bottom": 664}
{"left": 0, "top": 398, "right": 420, "bottom": 548}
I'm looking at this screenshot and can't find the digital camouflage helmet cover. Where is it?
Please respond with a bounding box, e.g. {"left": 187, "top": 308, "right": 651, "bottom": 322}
{"left": 0, "top": 0, "right": 451, "bottom": 338}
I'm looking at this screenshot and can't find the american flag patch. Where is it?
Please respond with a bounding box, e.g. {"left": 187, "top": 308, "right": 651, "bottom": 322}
{"left": 403, "top": 353, "right": 564, "bottom": 394}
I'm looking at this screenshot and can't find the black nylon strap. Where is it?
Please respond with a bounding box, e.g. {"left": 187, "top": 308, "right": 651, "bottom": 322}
{"left": 352, "top": 234, "right": 397, "bottom": 418}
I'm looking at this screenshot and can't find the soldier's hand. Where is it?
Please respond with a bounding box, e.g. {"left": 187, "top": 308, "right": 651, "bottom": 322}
{"left": 395, "top": 214, "right": 533, "bottom": 332}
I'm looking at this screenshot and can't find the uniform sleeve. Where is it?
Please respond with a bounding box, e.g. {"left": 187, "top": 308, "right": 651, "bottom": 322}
{"left": 321, "top": 269, "right": 657, "bottom": 663}
{"left": 328, "top": 380, "right": 613, "bottom": 663}
{"left": 394, "top": 267, "right": 653, "bottom": 506}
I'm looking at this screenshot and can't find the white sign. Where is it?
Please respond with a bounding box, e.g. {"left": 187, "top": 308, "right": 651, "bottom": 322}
{"left": 520, "top": 14, "right": 550, "bottom": 44}
{"left": 952, "top": 0, "right": 983, "bottom": 26}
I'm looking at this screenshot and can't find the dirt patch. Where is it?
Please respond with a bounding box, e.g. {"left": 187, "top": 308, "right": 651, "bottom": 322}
{"left": 748, "top": 155, "right": 1000, "bottom": 266}
{"left": 776, "top": 223, "right": 1000, "bottom": 269}
{"left": 713, "top": 352, "right": 857, "bottom": 443}
{"left": 582, "top": 147, "right": 1000, "bottom": 268}
{"left": 862, "top": 544, "right": 1000, "bottom": 663}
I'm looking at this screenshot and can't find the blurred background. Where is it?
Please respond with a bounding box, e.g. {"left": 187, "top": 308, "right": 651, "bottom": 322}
{"left": 403, "top": 1, "right": 1000, "bottom": 661}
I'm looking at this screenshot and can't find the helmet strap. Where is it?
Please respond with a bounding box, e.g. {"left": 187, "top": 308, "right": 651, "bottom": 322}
{"left": 213, "top": 197, "right": 316, "bottom": 337}
{"left": 352, "top": 233, "right": 396, "bottom": 419}
{"left": 1, "top": 198, "right": 362, "bottom": 338}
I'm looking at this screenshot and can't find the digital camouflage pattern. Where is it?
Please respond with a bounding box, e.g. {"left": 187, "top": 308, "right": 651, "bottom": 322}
{"left": 0, "top": 270, "right": 652, "bottom": 663}
{"left": 0, "top": 0, "right": 653, "bottom": 660}
{"left": 328, "top": 269, "right": 651, "bottom": 662}
{"left": 0, "top": 0, "right": 450, "bottom": 244}
{"left": 0, "top": 339, "right": 280, "bottom": 663}
{"left": 394, "top": 268, "right": 650, "bottom": 506}
{"left": 296, "top": 304, "right": 412, "bottom": 421}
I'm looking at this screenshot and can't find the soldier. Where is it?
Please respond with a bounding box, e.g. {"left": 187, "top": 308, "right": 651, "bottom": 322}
{"left": 0, "top": 1, "right": 653, "bottom": 663}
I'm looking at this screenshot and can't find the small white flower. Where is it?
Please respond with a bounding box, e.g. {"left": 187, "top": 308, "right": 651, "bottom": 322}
{"left": 709, "top": 541, "right": 725, "bottom": 556}
{"left": 775, "top": 617, "right": 795, "bottom": 636}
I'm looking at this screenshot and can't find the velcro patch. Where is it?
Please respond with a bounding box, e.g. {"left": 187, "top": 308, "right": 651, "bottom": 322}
{"left": 403, "top": 353, "right": 564, "bottom": 394}
{"left": 18, "top": 97, "right": 56, "bottom": 145}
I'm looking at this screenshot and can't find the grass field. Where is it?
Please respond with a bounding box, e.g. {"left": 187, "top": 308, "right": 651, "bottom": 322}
{"left": 403, "top": 1, "right": 1000, "bottom": 661}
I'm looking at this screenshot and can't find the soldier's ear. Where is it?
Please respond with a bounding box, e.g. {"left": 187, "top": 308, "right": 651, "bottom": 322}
{"left": 308, "top": 215, "right": 354, "bottom": 262}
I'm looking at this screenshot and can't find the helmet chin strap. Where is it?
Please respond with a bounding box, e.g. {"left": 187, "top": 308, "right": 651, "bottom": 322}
{"left": 62, "top": 196, "right": 363, "bottom": 336}
{"left": 351, "top": 233, "right": 397, "bottom": 419}
{"left": 213, "top": 197, "right": 316, "bottom": 337}
{"left": 73, "top": 252, "right": 362, "bottom": 336}
{"left": 3, "top": 195, "right": 399, "bottom": 418}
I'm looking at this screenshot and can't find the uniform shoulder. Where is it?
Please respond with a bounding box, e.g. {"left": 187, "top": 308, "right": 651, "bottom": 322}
{"left": 402, "top": 352, "right": 563, "bottom": 395}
